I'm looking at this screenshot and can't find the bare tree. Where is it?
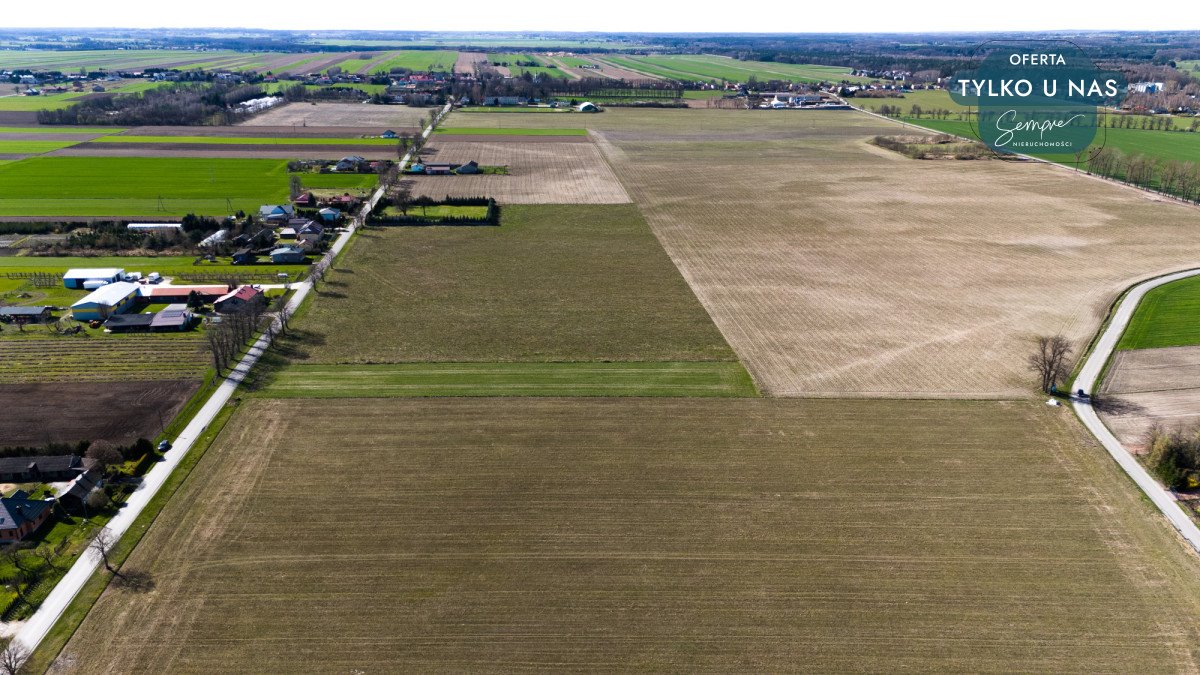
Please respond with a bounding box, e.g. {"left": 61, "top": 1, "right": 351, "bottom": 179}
{"left": 0, "top": 639, "right": 29, "bottom": 675}
{"left": 88, "top": 527, "right": 122, "bottom": 577}
{"left": 1028, "top": 335, "right": 1073, "bottom": 393}
{"left": 85, "top": 440, "right": 124, "bottom": 472}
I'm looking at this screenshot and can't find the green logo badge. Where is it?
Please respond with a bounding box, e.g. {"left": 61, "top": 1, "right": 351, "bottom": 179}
{"left": 950, "top": 41, "right": 1126, "bottom": 157}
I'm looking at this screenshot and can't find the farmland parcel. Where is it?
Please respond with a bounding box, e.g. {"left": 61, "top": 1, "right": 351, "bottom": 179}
{"left": 0, "top": 157, "right": 290, "bottom": 217}
{"left": 287, "top": 204, "right": 731, "bottom": 364}
{"left": 57, "top": 398, "right": 1200, "bottom": 671}
{"left": 443, "top": 108, "right": 1200, "bottom": 397}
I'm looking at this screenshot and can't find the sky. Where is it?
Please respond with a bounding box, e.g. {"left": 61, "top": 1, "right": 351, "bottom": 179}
{"left": 6, "top": 0, "right": 1199, "bottom": 33}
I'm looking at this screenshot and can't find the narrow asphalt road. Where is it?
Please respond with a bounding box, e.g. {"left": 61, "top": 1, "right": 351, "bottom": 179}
{"left": 10, "top": 102, "right": 453, "bottom": 656}
{"left": 1072, "top": 268, "right": 1200, "bottom": 554}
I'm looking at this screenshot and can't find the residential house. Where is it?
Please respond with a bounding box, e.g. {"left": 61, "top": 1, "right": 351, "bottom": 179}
{"left": 334, "top": 156, "right": 367, "bottom": 172}
{"left": 70, "top": 281, "right": 140, "bottom": 321}
{"left": 423, "top": 163, "right": 454, "bottom": 175}
{"left": 269, "top": 245, "right": 307, "bottom": 264}
{"left": 0, "top": 491, "right": 52, "bottom": 544}
{"left": 293, "top": 191, "right": 316, "bottom": 207}
{"left": 259, "top": 204, "right": 296, "bottom": 222}
{"left": 63, "top": 268, "right": 125, "bottom": 289}
{"left": 232, "top": 248, "right": 257, "bottom": 265}
{"left": 295, "top": 221, "right": 325, "bottom": 247}
{"left": 278, "top": 227, "right": 298, "bottom": 240}
{"left": 318, "top": 207, "right": 342, "bottom": 223}
{"left": 214, "top": 286, "right": 266, "bottom": 314}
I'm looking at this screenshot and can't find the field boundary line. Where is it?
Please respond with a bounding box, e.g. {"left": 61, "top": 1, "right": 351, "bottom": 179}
{"left": 1072, "top": 267, "right": 1200, "bottom": 555}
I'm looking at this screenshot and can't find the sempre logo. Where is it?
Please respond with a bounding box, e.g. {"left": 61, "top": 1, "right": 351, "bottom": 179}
{"left": 950, "top": 41, "right": 1127, "bottom": 156}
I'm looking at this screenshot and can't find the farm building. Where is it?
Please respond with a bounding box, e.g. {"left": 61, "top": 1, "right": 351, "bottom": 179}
{"left": 381, "top": 130, "right": 397, "bottom": 139}
{"left": 293, "top": 192, "right": 316, "bottom": 207}
{"left": 0, "top": 491, "right": 53, "bottom": 544}
{"left": 63, "top": 268, "right": 124, "bottom": 289}
{"left": 456, "top": 161, "right": 481, "bottom": 175}
{"left": 198, "top": 229, "right": 229, "bottom": 248}
{"left": 318, "top": 207, "right": 342, "bottom": 223}
{"left": 57, "top": 471, "right": 104, "bottom": 514}
{"left": 0, "top": 306, "right": 53, "bottom": 323}
{"left": 70, "top": 281, "right": 140, "bottom": 321}
{"left": 232, "top": 248, "right": 257, "bottom": 265}
{"left": 126, "top": 223, "right": 183, "bottom": 232}
{"left": 139, "top": 285, "right": 227, "bottom": 303}
{"left": 151, "top": 304, "right": 194, "bottom": 331}
{"left": 0, "top": 455, "right": 95, "bottom": 483}
{"left": 102, "top": 312, "right": 155, "bottom": 332}
{"left": 423, "top": 163, "right": 455, "bottom": 175}
{"left": 214, "top": 286, "right": 266, "bottom": 314}
{"left": 576, "top": 101, "right": 598, "bottom": 112}
{"left": 278, "top": 227, "right": 297, "bottom": 240}
{"left": 270, "top": 245, "right": 307, "bottom": 264}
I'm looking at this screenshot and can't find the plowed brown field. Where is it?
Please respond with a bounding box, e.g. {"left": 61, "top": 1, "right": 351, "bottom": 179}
{"left": 56, "top": 398, "right": 1200, "bottom": 671}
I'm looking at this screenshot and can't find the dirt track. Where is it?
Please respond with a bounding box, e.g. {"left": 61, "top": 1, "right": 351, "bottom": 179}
{"left": 124, "top": 125, "right": 420, "bottom": 138}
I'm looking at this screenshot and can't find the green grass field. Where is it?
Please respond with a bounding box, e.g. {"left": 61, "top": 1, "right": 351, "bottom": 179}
{"left": 899, "top": 116, "right": 1200, "bottom": 169}
{"left": 486, "top": 52, "right": 569, "bottom": 79}
{"left": 367, "top": 49, "right": 458, "bottom": 73}
{"left": 258, "top": 361, "right": 757, "bottom": 397}
{"left": 1117, "top": 275, "right": 1200, "bottom": 350}
{"left": 434, "top": 127, "right": 587, "bottom": 136}
{"left": 294, "top": 172, "right": 378, "bottom": 190}
{"left": 604, "top": 54, "right": 868, "bottom": 84}
{"left": 0, "top": 139, "right": 80, "bottom": 153}
{"left": 290, "top": 204, "right": 734, "bottom": 364}
{"left": 0, "top": 126, "right": 125, "bottom": 134}
{"left": 0, "top": 156, "right": 290, "bottom": 216}
{"left": 95, "top": 134, "right": 398, "bottom": 146}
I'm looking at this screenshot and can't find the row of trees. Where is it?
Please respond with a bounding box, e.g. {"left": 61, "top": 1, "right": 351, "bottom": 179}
{"left": 203, "top": 298, "right": 276, "bottom": 373}
{"left": 1087, "top": 147, "right": 1200, "bottom": 201}
{"left": 37, "top": 82, "right": 266, "bottom": 126}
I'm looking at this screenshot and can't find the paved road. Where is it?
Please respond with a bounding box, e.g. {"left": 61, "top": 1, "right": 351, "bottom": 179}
{"left": 10, "top": 102, "right": 453, "bottom": 657}
{"left": 1072, "top": 268, "right": 1200, "bottom": 554}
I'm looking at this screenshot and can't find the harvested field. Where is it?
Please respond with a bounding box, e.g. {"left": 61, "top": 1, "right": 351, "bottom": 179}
{"left": 291, "top": 204, "right": 731, "bottom": 364}
{"left": 454, "top": 51, "right": 487, "bottom": 74}
{"left": 57, "top": 398, "right": 1200, "bottom": 671}
{"left": 411, "top": 141, "right": 630, "bottom": 204}
{"left": 587, "top": 56, "right": 661, "bottom": 81}
{"left": 0, "top": 336, "right": 208, "bottom": 383}
{"left": 239, "top": 103, "right": 432, "bottom": 128}
{"left": 464, "top": 108, "right": 1200, "bottom": 397}
{"left": 0, "top": 379, "right": 198, "bottom": 446}
{"left": 1099, "top": 346, "right": 1200, "bottom": 450}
